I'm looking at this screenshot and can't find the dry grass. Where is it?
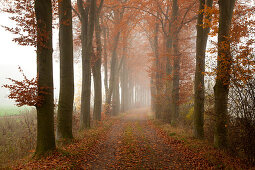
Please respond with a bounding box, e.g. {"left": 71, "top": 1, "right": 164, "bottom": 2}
{"left": 0, "top": 108, "right": 37, "bottom": 168}
{"left": 0, "top": 107, "right": 119, "bottom": 168}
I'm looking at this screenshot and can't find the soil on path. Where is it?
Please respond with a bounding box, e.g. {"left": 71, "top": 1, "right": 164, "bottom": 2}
{"left": 83, "top": 108, "right": 212, "bottom": 169}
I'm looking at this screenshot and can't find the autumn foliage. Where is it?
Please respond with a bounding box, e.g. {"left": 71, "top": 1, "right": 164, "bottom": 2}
{"left": 2, "top": 66, "right": 45, "bottom": 107}
{"left": 0, "top": 0, "right": 255, "bottom": 168}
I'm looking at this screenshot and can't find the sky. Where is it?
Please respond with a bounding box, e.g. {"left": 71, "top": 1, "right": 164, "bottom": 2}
{"left": 0, "top": 13, "right": 61, "bottom": 111}
{"left": 0, "top": 11, "right": 84, "bottom": 114}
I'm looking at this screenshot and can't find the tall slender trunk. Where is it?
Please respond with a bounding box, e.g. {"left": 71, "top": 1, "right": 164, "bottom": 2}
{"left": 35, "top": 0, "right": 56, "bottom": 155}
{"left": 92, "top": 0, "right": 104, "bottom": 121}
{"left": 170, "top": 0, "right": 180, "bottom": 124}
{"left": 214, "top": 0, "right": 235, "bottom": 148}
{"left": 79, "top": 0, "right": 96, "bottom": 129}
{"left": 127, "top": 75, "right": 134, "bottom": 109}
{"left": 103, "top": 27, "right": 109, "bottom": 101}
{"left": 112, "top": 70, "right": 120, "bottom": 115}
{"left": 92, "top": 46, "right": 102, "bottom": 121}
{"left": 126, "top": 73, "right": 131, "bottom": 110}
{"left": 172, "top": 34, "right": 180, "bottom": 122}
{"left": 150, "top": 75, "right": 156, "bottom": 112}
{"left": 165, "top": 34, "right": 173, "bottom": 122}
{"left": 194, "top": 0, "right": 213, "bottom": 139}
{"left": 154, "top": 22, "right": 161, "bottom": 119}
{"left": 105, "top": 31, "right": 120, "bottom": 114}
{"left": 121, "top": 41, "right": 127, "bottom": 112}
{"left": 57, "top": 0, "right": 74, "bottom": 140}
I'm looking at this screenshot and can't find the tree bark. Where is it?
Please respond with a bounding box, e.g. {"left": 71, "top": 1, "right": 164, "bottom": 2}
{"left": 172, "top": 33, "right": 180, "bottom": 122}
{"left": 121, "top": 38, "right": 128, "bottom": 113}
{"left": 105, "top": 7, "right": 125, "bottom": 115}
{"left": 92, "top": 0, "right": 104, "bottom": 121}
{"left": 170, "top": 0, "right": 179, "bottom": 124}
{"left": 153, "top": 22, "right": 161, "bottom": 119}
{"left": 214, "top": 0, "right": 235, "bottom": 148}
{"left": 105, "top": 31, "right": 120, "bottom": 114}
{"left": 79, "top": 0, "right": 96, "bottom": 129}
{"left": 165, "top": 35, "right": 173, "bottom": 122}
{"left": 103, "top": 27, "right": 109, "bottom": 102}
{"left": 112, "top": 70, "right": 120, "bottom": 115}
{"left": 194, "top": 0, "right": 213, "bottom": 139}
{"left": 35, "top": 0, "right": 56, "bottom": 155}
{"left": 57, "top": 0, "right": 74, "bottom": 140}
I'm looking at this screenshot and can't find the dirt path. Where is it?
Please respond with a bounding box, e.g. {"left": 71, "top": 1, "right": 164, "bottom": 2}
{"left": 12, "top": 108, "right": 251, "bottom": 169}
{"left": 82, "top": 109, "right": 212, "bottom": 169}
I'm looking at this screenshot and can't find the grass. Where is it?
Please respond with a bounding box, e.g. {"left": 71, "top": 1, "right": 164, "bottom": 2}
{"left": 2, "top": 112, "right": 116, "bottom": 169}
{"left": 0, "top": 105, "right": 33, "bottom": 116}
{"left": 0, "top": 109, "right": 37, "bottom": 168}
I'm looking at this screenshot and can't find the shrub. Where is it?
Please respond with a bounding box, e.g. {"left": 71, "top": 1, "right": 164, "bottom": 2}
{"left": 228, "top": 78, "right": 255, "bottom": 164}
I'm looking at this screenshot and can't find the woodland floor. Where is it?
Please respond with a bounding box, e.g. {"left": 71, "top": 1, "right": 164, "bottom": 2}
{"left": 12, "top": 108, "right": 252, "bottom": 169}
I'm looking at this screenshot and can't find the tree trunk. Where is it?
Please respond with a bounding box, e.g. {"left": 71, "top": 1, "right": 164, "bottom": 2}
{"left": 103, "top": 27, "right": 109, "bottom": 101}
{"left": 154, "top": 22, "right": 161, "bottom": 119}
{"left": 170, "top": 0, "right": 179, "bottom": 124}
{"left": 79, "top": 0, "right": 96, "bottom": 129}
{"left": 150, "top": 75, "right": 156, "bottom": 112}
{"left": 126, "top": 73, "right": 131, "bottom": 110}
{"left": 172, "top": 33, "right": 180, "bottom": 123}
{"left": 57, "top": 0, "right": 74, "bottom": 140}
{"left": 165, "top": 34, "right": 173, "bottom": 122}
{"left": 105, "top": 31, "right": 120, "bottom": 114}
{"left": 127, "top": 75, "right": 134, "bottom": 110}
{"left": 214, "top": 0, "right": 235, "bottom": 148}
{"left": 35, "top": 0, "right": 56, "bottom": 155}
{"left": 92, "top": 50, "right": 102, "bottom": 121}
{"left": 121, "top": 42, "right": 127, "bottom": 113}
{"left": 112, "top": 71, "right": 120, "bottom": 115}
{"left": 92, "top": 0, "right": 104, "bottom": 121}
{"left": 194, "top": 0, "right": 213, "bottom": 139}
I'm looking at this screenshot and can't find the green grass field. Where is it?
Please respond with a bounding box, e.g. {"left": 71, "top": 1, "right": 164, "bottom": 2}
{"left": 0, "top": 105, "right": 32, "bottom": 116}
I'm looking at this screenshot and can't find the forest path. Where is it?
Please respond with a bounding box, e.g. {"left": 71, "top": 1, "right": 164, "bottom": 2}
{"left": 13, "top": 108, "right": 215, "bottom": 169}
{"left": 82, "top": 108, "right": 211, "bottom": 169}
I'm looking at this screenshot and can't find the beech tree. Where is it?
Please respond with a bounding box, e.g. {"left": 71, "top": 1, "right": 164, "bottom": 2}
{"left": 57, "top": 0, "right": 74, "bottom": 140}
{"left": 170, "top": 0, "right": 180, "bottom": 123}
{"left": 2, "top": 0, "right": 57, "bottom": 155}
{"left": 34, "top": 0, "right": 56, "bottom": 155}
{"left": 92, "top": 0, "right": 104, "bottom": 121}
{"left": 78, "top": 0, "right": 96, "bottom": 129}
{"left": 104, "top": 6, "right": 123, "bottom": 115}
{"left": 214, "top": 0, "right": 236, "bottom": 148}
{"left": 193, "top": 0, "right": 213, "bottom": 139}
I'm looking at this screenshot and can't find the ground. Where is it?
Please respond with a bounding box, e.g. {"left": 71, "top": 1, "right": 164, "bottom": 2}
{"left": 85, "top": 110, "right": 211, "bottom": 169}
{"left": 12, "top": 108, "right": 251, "bottom": 169}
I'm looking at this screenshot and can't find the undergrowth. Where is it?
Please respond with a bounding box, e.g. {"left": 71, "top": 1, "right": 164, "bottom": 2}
{"left": 151, "top": 119, "right": 254, "bottom": 169}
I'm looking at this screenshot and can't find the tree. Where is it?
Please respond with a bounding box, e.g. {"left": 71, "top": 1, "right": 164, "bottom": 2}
{"left": 57, "top": 0, "right": 74, "bottom": 140}
{"left": 120, "top": 35, "right": 128, "bottom": 113}
{"left": 171, "top": 0, "right": 180, "bottom": 123}
{"left": 153, "top": 21, "right": 161, "bottom": 119}
{"left": 104, "top": 8, "right": 122, "bottom": 115}
{"left": 102, "top": 26, "right": 109, "bottom": 104}
{"left": 92, "top": 0, "right": 104, "bottom": 121}
{"left": 193, "top": 0, "right": 213, "bottom": 139}
{"left": 34, "top": 0, "right": 56, "bottom": 155}
{"left": 214, "top": 0, "right": 236, "bottom": 148}
{"left": 78, "top": 0, "right": 96, "bottom": 129}
{"left": 2, "top": 0, "right": 57, "bottom": 156}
